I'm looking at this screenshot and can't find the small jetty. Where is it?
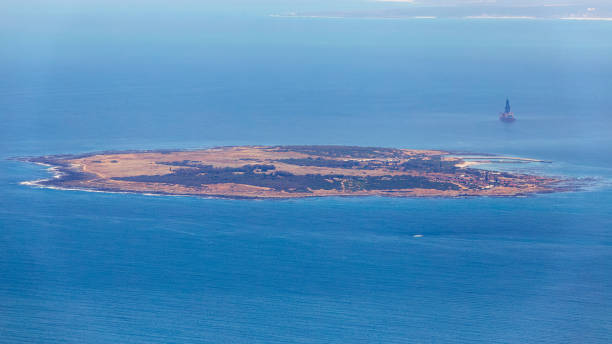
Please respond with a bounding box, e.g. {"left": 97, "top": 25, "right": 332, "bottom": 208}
{"left": 499, "top": 98, "right": 515, "bottom": 122}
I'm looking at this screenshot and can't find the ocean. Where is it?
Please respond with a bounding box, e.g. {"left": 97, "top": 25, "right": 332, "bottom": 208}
{"left": 1, "top": 7, "right": 612, "bottom": 343}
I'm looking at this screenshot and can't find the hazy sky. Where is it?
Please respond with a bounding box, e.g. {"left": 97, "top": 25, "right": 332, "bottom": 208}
{"left": 2, "top": 0, "right": 612, "bottom": 13}
{"left": 1, "top": 0, "right": 611, "bottom": 30}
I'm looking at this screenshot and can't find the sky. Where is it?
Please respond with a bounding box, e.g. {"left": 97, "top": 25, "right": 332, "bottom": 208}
{"left": 2, "top": 1, "right": 611, "bottom": 16}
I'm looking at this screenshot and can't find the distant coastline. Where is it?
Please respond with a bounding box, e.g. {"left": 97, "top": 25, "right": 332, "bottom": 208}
{"left": 270, "top": 13, "right": 612, "bottom": 21}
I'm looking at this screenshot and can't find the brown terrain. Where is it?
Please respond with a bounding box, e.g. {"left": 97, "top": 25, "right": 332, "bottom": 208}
{"left": 21, "top": 145, "right": 561, "bottom": 199}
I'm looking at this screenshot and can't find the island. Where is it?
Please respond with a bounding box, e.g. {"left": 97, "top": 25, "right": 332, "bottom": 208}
{"left": 19, "top": 145, "right": 563, "bottom": 199}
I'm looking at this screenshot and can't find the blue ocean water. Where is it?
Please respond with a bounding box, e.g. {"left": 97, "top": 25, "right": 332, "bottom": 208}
{"left": 1, "top": 6, "right": 612, "bottom": 343}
